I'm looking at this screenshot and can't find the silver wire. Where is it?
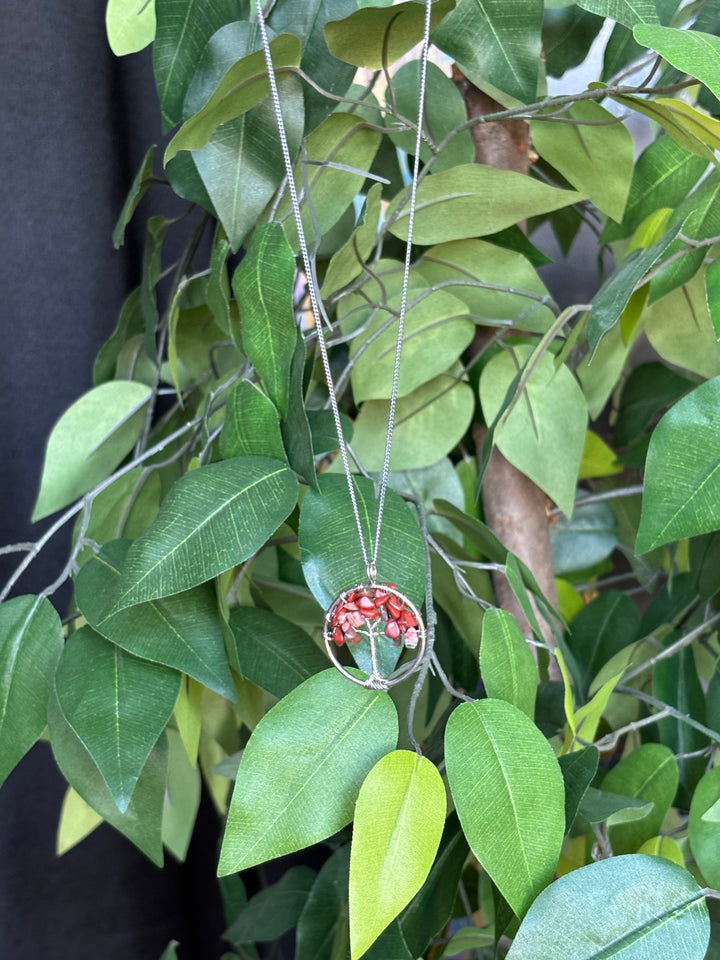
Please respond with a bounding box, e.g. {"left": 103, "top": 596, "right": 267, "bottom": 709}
{"left": 255, "top": 0, "right": 432, "bottom": 579}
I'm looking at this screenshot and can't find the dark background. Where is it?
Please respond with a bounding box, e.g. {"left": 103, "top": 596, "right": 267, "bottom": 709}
{"left": 0, "top": 4, "right": 225, "bottom": 957}
{"left": 0, "top": 3, "right": 600, "bottom": 957}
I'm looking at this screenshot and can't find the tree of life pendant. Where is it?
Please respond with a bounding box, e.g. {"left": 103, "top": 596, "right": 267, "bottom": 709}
{"left": 323, "top": 582, "right": 426, "bottom": 690}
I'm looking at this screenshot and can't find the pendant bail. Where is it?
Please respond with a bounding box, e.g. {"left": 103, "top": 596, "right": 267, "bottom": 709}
{"left": 366, "top": 560, "right": 377, "bottom": 585}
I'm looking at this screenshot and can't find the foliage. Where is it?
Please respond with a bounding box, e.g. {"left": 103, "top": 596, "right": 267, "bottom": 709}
{"left": 4, "top": 0, "right": 720, "bottom": 957}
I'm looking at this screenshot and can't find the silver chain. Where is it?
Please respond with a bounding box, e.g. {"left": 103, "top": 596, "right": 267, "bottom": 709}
{"left": 255, "top": 0, "right": 432, "bottom": 583}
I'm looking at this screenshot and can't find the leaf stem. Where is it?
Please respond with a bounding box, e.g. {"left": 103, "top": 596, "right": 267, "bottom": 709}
{"left": 547, "top": 484, "right": 644, "bottom": 518}
{"left": 0, "top": 418, "right": 199, "bottom": 604}
{"left": 616, "top": 685, "right": 720, "bottom": 746}
{"left": 622, "top": 610, "right": 720, "bottom": 684}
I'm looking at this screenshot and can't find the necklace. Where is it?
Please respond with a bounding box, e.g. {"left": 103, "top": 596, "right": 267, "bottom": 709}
{"left": 256, "top": 0, "right": 432, "bottom": 690}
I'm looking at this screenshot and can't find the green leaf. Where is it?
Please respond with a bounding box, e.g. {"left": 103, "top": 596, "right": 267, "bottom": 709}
{"left": 603, "top": 22, "right": 644, "bottom": 81}
{"left": 443, "top": 928, "right": 494, "bottom": 954}
{"left": 158, "top": 941, "right": 180, "bottom": 960}
{"left": 72, "top": 469, "right": 161, "bottom": 566}
{"left": 349, "top": 751, "right": 446, "bottom": 959}
{"left": 690, "top": 767, "right": 720, "bottom": 887}
{"left": 106, "top": 0, "right": 156, "bottom": 55}
{"left": 153, "top": 0, "right": 243, "bottom": 132}
{"left": 543, "top": 5, "right": 605, "bottom": 79}
{"left": 445, "top": 698, "right": 565, "bottom": 917}
{"left": 400, "top": 813, "right": 469, "bottom": 956}
{"left": 113, "top": 145, "right": 156, "bottom": 248}
{"left": 566, "top": 590, "right": 638, "bottom": 699}
{"left": 432, "top": 0, "right": 543, "bottom": 107}
{"left": 531, "top": 101, "right": 634, "bottom": 222}
{"left": 578, "top": 786, "right": 654, "bottom": 824}
{"left": 505, "top": 855, "right": 709, "bottom": 960}
{"left": 269, "top": 0, "right": 356, "bottom": 132}
{"left": 505, "top": 552, "right": 559, "bottom": 644}
{"left": 220, "top": 380, "right": 286, "bottom": 462}
{"left": 350, "top": 370, "right": 475, "bottom": 471}
{"left": 140, "top": 215, "right": 169, "bottom": 360}
{"left": 485, "top": 224, "right": 553, "bottom": 267}
{"left": 635, "top": 24, "right": 720, "bottom": 101}
{"left": 0, "top": 595, "right": 64, "bottom": 787}
{"left": 689, "top": 531, "right": 720, "bottom": 601}
{"left": 218, "top": 669, "right": 398, "bottom": 874}
{"left": 74, "top": 539, "right": 236, "bottom": 699}
{"left": 93, "top": 287, "right": 143, "bottom": 383}
{"left": 321, "top": 184, "right": 382, "bottom": 298}
{"left": 165, "top": 303, "right": 234, "bottom": 392}
{"left": 654, "top": 647, "right": 708, "bottom": 804}
{"left": 207, "top": 224, "right": 232, "bottom": 335}
{"left": 558, "top": 746, "right": 599, "bottom": 834}
{"left": 381, "top": 459, "right": 465, "bottom": 544}
{"left": 232, "top": 223, "right": 296, "bottom": 417}
{"left": 278, "top": 112, "right": 382, "bottom": 252}
{"left": 650, "top": 175, "right": 720, "bottom": 303}
{"left": 227, "top": 606, "right": 329, "bottom": 699}
{"left": 281, "top": 329, "right": 319, "bottom": 490}
{"left": 350, "top": 288, "right": 474, "bottom": 402}
{"left": 48, "top": 682, "right": 167, "bottom": 866}
{"left": 636, "top": 377, "right": 720, "bottom": 552}
{"left": 549, "top": 498, "right": 618, "bottom": 576}
{"left": 417, "top": 238, "right": 557, "bottom": 335}
{"left": 54, "top": 626, "right": 180, "bottom": 812}
{"left": 324, "top": 0, "right": 454, "bottom": 69}
{"left": 587, "top": 220, "right": 684, "bottom": 353}
{"left": 601, "top": 743, "right": 679, "bottom": 854}
{"left": 706, "top": 257, "right": 720, "bottom": 340}
{"left": 479, "top": 345, "right": 588, "bottom": 516}
{"left": 615, "top": 362, "right": 693, "bottom": 446}
{"left": 32, "top": 380, "right": 152, "bottom": 521}
{"left": 162, "top": 727, "right": 201, "bottom": 862}
{"left": 362, "top": 922, "right": 414, "bottom": 960}
{"left": 113, "top": 456, "right": 298, "bottom": 609}
{"left": 296, "top": 844, "right": 351, "bottom": 960}
{"left": 433, "top": 501, "right": 560, "bottom": 626}
{"left": 388, "top": 164, "right": 583, "bottom": 245}
{"left": 602, "top": 135, "right": 710, "bottom": 243}
{"left": 164, "top": 33, "right": 302, "bottom": 162}
{"left": 575, "top": 0, "right": 658, "bottom": 28}
{"left": 308, "top": 409, "right": 354, "bottom": 456}
{"left": 639, "top": 571, "right": 698, "bottom": 636}
{"left": 384, "top": 61, "right": 474, "bottom": 174}
{"left": 165, "top": 152, "right": 215, "bottom": 213}
{"left": 173, "top": 676, "right": 202, "bottom": 766}
{"left": 225, "top": 866, "right": 316, "bottom": 944}
{"left": 185, "top": 24, "right": 305, "bottom": 252}
{"left": 642, "top": 268, "right": 720, "bottom": 380}
{"left": 479, "top": 609, "right": 537, "bottom": 720}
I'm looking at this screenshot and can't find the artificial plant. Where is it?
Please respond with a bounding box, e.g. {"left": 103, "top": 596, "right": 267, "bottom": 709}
{"left": 4, "top": 0, "right": 720, "bottom": 957}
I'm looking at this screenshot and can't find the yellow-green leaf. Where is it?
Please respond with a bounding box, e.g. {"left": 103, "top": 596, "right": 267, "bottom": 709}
{"left": 349, "top": 751, "right": 446, "bottom": 959}
{"left": 56, "top": 786, "right": 103, "bottom": 855}
{"left": 106, "top": 0, "right": 156, "bottom": 56}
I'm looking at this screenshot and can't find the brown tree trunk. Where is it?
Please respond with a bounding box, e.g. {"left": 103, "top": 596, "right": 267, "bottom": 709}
{"left": 455, "top": 71, "right": 562, "bottom": 679}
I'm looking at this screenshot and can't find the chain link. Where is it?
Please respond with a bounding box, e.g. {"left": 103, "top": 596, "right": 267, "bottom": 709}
{"left": 255, "top": 0, "right": 432, "bottom": 580}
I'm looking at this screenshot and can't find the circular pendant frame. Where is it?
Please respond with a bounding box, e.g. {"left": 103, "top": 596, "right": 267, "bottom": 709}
{"left": 323, "top": 582, "right": 426, "bottom": 690}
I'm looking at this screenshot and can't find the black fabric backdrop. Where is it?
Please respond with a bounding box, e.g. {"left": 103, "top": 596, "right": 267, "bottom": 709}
{"left": 0, "top": 3, "right": 599, "bottom": 957}
{"left": 0, "top": 4, "right": 225, "bottom": 957}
